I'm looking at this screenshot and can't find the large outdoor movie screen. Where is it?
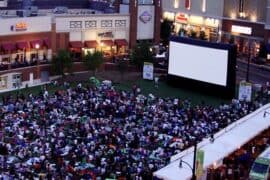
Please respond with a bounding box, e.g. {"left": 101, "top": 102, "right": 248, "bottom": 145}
{"left": 168, "top": 41, "right": 229, "bottom": 86}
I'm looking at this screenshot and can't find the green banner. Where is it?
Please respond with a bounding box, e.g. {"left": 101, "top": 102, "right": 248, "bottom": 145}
{"left": 196, "top": 150, "right": 204, "bottom": 178}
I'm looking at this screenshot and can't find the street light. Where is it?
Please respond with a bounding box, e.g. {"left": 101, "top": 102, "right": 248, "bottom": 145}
{"left": 35, "top": 43, "right": 40, "bottom": 63}
{"left": 179, "top": 141, "right": 197, "bottom": 180}
{"left": 246, "top": 39, "right": 251, "bottom": 82}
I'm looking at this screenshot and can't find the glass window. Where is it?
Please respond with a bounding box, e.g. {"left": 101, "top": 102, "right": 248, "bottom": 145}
{"left": 122, "top": 0, "right": 153, "bottom": 5}
{"left": 251, "top": 162, "right": 268, "bottom": 175}
{"left": 0, "top": 76, "right": 7, "bottom": 90}
{"left": 138, "top": 0, "right": 153, "bottom": 4}
{"left": 185, "top": 0, "right": 191, "bottom": 10}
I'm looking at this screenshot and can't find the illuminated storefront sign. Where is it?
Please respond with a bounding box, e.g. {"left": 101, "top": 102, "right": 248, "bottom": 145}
{"left": 11, "top": 22, "right": 28, "bottom": 31}
{"left": 163, "top": 12, "right": 175, "bottom": 21}
{"left": 231, "top": 25, "right": 252, "bottom": 35}
{"left": 175, "top": 13, "right": 188, "bottom": 23}
{"left": 15, "top": 22, "right": 27, "bottom": 31}
{"left": 97, "top": 31, "right": 113, "bottom": 38}
{"left": 139, "top": 11, "right": 152, "bottom": 23}
{"left": 204, "top": 18, "right": 219, "bottom": 27}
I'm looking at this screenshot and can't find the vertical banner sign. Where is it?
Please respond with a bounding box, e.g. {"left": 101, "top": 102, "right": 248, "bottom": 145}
{"left": 196, "top": 150, "right": 204, "bottom": 178}
{"left": 143, "top": 62, "right": 154, "bottom": 80}
{"left": 238, "top": 81, "right": 252, "bottom": 102}
{"left": 185, "top": 0, "right": 191, "bottom": 9}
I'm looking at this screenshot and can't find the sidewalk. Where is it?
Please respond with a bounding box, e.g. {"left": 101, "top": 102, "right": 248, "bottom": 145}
{"left": 237, "top": 58, "right": 270, "bottom": 71}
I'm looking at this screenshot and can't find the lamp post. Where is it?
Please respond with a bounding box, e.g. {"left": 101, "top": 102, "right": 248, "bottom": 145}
{"left": 35, "top": 43, "right": 40, "bottom": 64}
{"left": 246, "top": 39, "right": 251, "bottom": 82}
{"left": 100, "top": 42, "right": 104, "bottom": 53}
{"left": 179, "top": 141, "right": 197, "bottom": 180}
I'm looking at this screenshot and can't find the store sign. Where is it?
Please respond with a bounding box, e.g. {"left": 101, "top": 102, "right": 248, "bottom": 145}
{"left": 97, "top": 32, "right": 113, "bottom": 38}
{"left": 143, "top": 62, "right": 154, "bottom": 80}
{"left": 238, "top": 81, "right": 252, "bottom": 102}
{"left": 11, "top": 22, "right": 28, "bottom": 31}
{"left": 176, "top": 13, "right": 188, "bottom": 23}
{"left": 139, "top": 11, "right": 152, "bottom": 24}
{"left": 232, "top": 25, "right": 252, "bottom": 35}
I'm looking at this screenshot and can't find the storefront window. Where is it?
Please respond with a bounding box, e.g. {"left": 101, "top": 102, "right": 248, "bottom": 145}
{"left": 0, "top": 76, "right": 7, "bottom": 90}
{"left": 121, "top": 0, "right": 153, "bottom": 4}
{"left": 12, "top": 74, "right": 21, "bottom": 89}
{"left": 83, "top": 48, "right": 95, "bottom": 55}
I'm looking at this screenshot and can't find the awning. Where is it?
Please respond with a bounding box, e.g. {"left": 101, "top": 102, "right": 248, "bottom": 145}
{"left": 114, "top": 39, "right": 128, "bottom": 46}
{"left": 69, "top": 41, "right": 83, "bottom": 48}
{"left": 85, "top": 41, "right": 98, "bottom": 48}
{"left": 44, "top": 39, "right": 51, "bottom": 48}
{"left": 1, "top": 43, "right": 16, "bottom": 51}
{"left": 30, "top": 40, "right": 43, "bottom": 49}
{"left": 100, "top": 40, "right": 114, "bottom": 46}
{"left": 16, "top": 41, "right": 29, "bottom": 50}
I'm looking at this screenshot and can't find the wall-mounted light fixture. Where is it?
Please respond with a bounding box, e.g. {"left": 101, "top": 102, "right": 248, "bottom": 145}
{"left": 201, "top": 0, "right": 206, "bottom": 12}
{"left": 174, "top": 0, "right": 179, "bottom": 8}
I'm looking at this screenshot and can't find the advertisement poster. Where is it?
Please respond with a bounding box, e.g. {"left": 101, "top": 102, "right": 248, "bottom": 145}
{"left": 196, "top": 150, "right": 204, "bottom": 178}
{"left": 238, "top": 81, "right": 252, "bottom": 102}
{"left": 143, "top": 62, "right": 154, "bottom": 80}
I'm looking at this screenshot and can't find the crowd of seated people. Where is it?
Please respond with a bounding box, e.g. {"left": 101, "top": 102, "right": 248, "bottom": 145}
{"left": 0, "top": 81, "right": 269, "bottom": 179}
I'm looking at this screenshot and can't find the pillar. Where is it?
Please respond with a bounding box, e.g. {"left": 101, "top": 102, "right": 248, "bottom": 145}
{"left": 129, "top": 0, "right": 138, "bottom": 49}
{"left": 154, "top": 0, "right": 161, "bottom": 44}
{"left": 113, "top": 0, "right": 121, "bottom": 13}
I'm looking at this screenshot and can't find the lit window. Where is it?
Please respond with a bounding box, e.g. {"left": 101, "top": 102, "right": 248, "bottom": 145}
{"left": 174, "top": 0, "right": 179, "bottom": 8}
{"left": 185, "top": 0, "right": 191, "bottom": 10}
{"left": 202, "top": 0, "right": 206, "bottom": 12}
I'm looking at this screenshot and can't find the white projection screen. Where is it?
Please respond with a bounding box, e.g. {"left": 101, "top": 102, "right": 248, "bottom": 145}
{"left": 168, "top": 41, "right": 229, "bottom": 86}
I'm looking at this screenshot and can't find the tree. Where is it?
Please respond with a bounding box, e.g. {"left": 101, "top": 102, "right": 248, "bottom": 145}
{"left": 160, "top": 19, "right": 173, "bottom": 44}
{"left": 229, "top": 35, "right": 235, "bottom": 44}
{"left": 117, "top": 59, "right": 129, "bottom": 81}
{"left": 51, "top": 49, "right": 73, "bottom": 78}
{"left": 189, "top": 29, "right": 197, "bottom": 39}
{"left": 178, "top": 28, "right": 187, "bottom": 37}
{"left": 130, "top": 41, "right": 154, "bottom": 68}
{"left": 258, "top": 42, "right": 267, "bottom": 58}
{"left": 199, "top": 31, "right": 207, "bottom": 40}
{"left": 83, "top": 51, "right": 104, "bottom": 76}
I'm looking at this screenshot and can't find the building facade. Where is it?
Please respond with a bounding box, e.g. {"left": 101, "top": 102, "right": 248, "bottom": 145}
{"left": 162, "top": 0, "right": 270, "bottom": 58}
{"left": 162, "top": 0, "right": 224, "bottom": 42}
{"left": 0, "top": 0, "right": 162, "bottom": 91}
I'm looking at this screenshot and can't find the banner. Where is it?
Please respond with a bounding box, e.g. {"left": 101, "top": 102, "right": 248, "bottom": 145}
{"left": 196, "top": 150, "right": 204, "bottom": 178}
{"left": 238, "top": 81, "right": 252, "bottom": 102}
{"left": 143, "top": 62, "right": 154, "bottom": 80}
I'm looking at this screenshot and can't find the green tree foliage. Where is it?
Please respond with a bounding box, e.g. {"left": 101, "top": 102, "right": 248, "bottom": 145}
{"left": 83, "top": 51, "right": 104, "bottom": 75}
{"left": 51, "top": 49, "right": 73, "bottom": 77}
{"left": 229, "top": 35, "right": 235, "bottom": 44}
{"left": 178, "top": 28, "right": 187, "bottom": 37}
{"left": 130, "top": 41, "right": 154, "bottom": 68}
{"left": 189, "top": 29, "right": 197, "bottom": 39}
{"left": 199, "top": 31, "right": 207, "bottom": 40}
{"left": 258, "top": 42, "right": 267, "bottom": 58}
{"left": 117, "top": 59, "right": 129, "bottom": 81}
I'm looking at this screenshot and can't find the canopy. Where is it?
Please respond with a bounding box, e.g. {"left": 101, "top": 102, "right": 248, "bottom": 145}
{"left": 44, "top": 38, "right": 51, "bottom": 48}
{"left": 114, "top": 39, "right": 128, "bottom": 46}
{"left": 100, "top": 40, "right": 114, "bottom": 46}
{"left": 69, "top": 41, "right": 83, "bottom": 48}
{"left": 30, "top": 39, "right": 43, "bottom": 49}
{"left": 85, "top": 41, "right": 98, "bottom": 48}
{"left": 154, "top": 103, "right": 270, "bottom": 180}
{"left": 1, "top": 43, "right": 16, "bottom": 51}
{"left": 16, "top": 41, "right": 29, "bottom": 50}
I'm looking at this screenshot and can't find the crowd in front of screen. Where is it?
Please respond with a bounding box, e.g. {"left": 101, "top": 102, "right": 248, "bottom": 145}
{"left": 0, "top": 81, "right": 269, "bottom": 179}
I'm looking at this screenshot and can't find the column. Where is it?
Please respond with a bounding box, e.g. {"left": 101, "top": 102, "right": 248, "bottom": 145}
{"left": 129, "top": 0, "right": 138, "bottom": 49}
{"left": 154, "top": 0, "right": 162, "bottom": 44}
{"left": 113, "top": 0, "right": 121, "bottom": 13}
